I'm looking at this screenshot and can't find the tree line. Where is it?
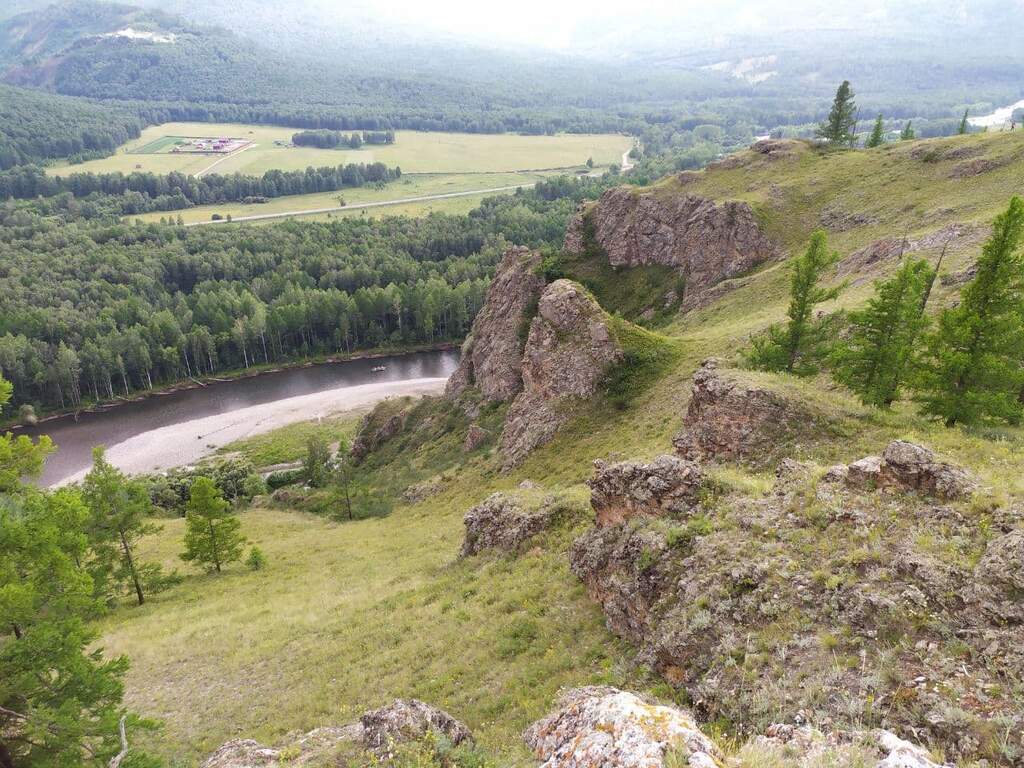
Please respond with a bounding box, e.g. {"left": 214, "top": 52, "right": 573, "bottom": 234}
{"left": 0, "top": 161, "right": 401, "bottom": 215}
{"left": 291, "top": 129, "right": 396, "bottom": 149}
{"left": 751, "top": 196, "right": 1024, "bottom": 427}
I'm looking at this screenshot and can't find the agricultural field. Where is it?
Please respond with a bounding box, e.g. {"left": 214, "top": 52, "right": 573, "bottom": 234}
{"left": 133, "top": 170, "right": 553, "bottom": 225}
{"left": 50, "top": 121, "right": 632, "bottom": 176}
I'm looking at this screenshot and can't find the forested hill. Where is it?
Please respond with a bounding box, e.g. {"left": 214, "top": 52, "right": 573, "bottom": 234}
{"left": 0, "top": 85, "right": 143, "bottom": 169}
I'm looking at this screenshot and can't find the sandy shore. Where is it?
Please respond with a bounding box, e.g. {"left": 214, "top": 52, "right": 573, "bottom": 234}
{"left": 56, "top": 377, "right": 446, "bottom": 486}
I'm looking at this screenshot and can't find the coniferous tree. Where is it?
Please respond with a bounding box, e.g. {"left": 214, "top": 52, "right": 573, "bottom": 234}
{"left": 1, "top": 376, "right": 145, "bottom": 767}
{"left": 749, "top": 230, "right": 842, "bottom": 375}
{"left": 303, "top": 435, "right": 333, "bottom": 488}
{"left": 82, "top": 447, "right": 157, "bottom": 606}
{"left": 912, "top": 196, "right": 1024, "bottom": 426}
{"left": 900, "top": 121, "right": 916, "bottom": 141}
{"left": 832, "top": 258, "right": 933, "bottom": 406}
{"left": 815, "top": 81, "right": 858, "bottom": 145}
{"left": 181, "top": 477, "right": 245, "bottom": 573}
{"left": 958, "top": 109, "right": 970, "bottom": 135}
{"left": 865, "top": 114, "right": 886, "bottom": 148}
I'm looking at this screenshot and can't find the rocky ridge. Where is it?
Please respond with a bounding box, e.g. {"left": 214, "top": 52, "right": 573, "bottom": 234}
{"left": 563, "top": 188, "right": 778, "bottom": 310}
{"left": 499, "top": 279, "right": 623, "bottom": 468}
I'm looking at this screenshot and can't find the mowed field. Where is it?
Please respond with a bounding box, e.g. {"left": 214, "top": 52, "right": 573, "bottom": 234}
{"left": 50, "top": 122, "right": 632, "bottom": 176}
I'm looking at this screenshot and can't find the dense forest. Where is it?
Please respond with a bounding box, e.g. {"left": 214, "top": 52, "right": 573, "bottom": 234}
{"left": 0, "top": 85, "right": 144, "bottom": 169}
{"left": 0, "top": 176, "right": 601, "bottom": 412}
{"left": 0, "top": 161, "right": 401, "bottom": 215}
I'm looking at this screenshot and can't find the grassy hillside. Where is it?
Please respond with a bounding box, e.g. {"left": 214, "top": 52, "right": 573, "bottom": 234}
{"left": 97, "top": 131, "right": 1024, "bottom": 765}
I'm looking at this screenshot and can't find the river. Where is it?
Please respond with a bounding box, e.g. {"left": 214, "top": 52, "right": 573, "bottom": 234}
{"left": 968, "top": 99, "right": 1024, "bottom": 129}
{"left": 13, "top": 349, "right": 459, "bottom": 487}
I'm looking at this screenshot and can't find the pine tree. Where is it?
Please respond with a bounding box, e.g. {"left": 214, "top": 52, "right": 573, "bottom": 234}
{"left": 82, "top": 446, "right": 157, "bottom": 606}
{"left": 181, "top": 476, "right": 245, "bottom": 573}
{"left": 815, "top": 81, "right": 858, "bottom": 145}
{"left": 865, "top": 114, "right": 885, "bottom": 148}
{"left": 900, "top": 121, "right": 916, "bottom": 141}
{"left": 1, "top": 376, "right": 146, "bottom": 767}
{"left": 749, "top": 230, "right": 842, "bottom": 375}
{"left": 958, "top": 109, "right": 970, "bottom": 135}
{"left": 832, "top": 258, "right": 933, "bottom": 406}
{"left": 912, "top": 196, "right": 1024, "bottom": 426}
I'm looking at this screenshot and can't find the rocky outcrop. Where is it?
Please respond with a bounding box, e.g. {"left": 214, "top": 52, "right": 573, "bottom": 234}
{"left": 200, "top": 700, "right": 471, "bottom": 767}
{"left": 360, "top": 699, "right": 473, "bottom": 753}
{"left": 500, "top": 280, "right": 623, "bottom": 468}
{"left": 460, "top": 492, "right": 557, "bottom": 556}
{"left": 564, "top": 188, "right": 778, "bottom": 309}
{"left": 587, "top": 455, "right": 703, "bottom": 527}
{"left": 841, "top": 440, "right": 977, "bottom": 500}
{"left": 751, "top": 725, "right": 950, "bottom": 768}
{"left": 350, "top": 406, "right": 408, "bottom": 462}
{"left": 463, "top": 424, "right": 489, "bottom": 452}
{"left": 570, "top": 524, "right": 668, "bottom": 642}
{"left": 201, "top": 727, "right": 360, "bottom": 768}
{"left": 445, "top": 246, "right": 545, "bottom": 402}
{"left": 524, "top": 687, "right": 721, "bottom": 768}
{"left": 972, "top": 528, "right": 1024, "bottom": 624}
{"left": 672, "top": 360, "right": 811, "bottom": 466}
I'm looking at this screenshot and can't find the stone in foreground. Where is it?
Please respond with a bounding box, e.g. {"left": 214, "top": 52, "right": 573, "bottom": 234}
{"left": 587, "top": 455, "right": 703, "bottom": 527}
{"left": 524, "top": 686, "right": 721, "bottom": 768}
{"left": 360, "top": 698, "right": 473, "bottom": 753}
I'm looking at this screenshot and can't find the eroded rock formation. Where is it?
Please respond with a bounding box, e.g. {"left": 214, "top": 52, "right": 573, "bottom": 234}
{"left": 360, "top": 699, "right": 473, "bottom": 753}
{"left": 500, "top": 280, "right": 623, "bottom": 468}
{"left": 460, "top": 492, "right": 557, "bottom": 556}
{"left": 445, "top": 246, "right": 545, "bottom": 402}
{"left": 838, "top": 440, "right": 978, "bottom": 500}
{"left": 564, "top": 188, "right": 778, "bottom": 309}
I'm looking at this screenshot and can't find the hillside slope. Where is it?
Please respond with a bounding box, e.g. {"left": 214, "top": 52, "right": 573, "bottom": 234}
{"left": 99, "top": 132, "right": 1024, "bottom": 766}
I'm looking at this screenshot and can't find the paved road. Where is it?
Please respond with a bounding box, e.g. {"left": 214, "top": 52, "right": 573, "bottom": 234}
{"left": 185, "top": 183, "right": 530, "bottom": 226}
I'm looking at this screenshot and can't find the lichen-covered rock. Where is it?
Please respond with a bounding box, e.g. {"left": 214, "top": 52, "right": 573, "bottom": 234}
{"left": 460, "top": 492, "right": 556, "bottom": 556}
{"left": 463, "top": 424, "right": 489, "bottom": 452}
{"left": 972, "top": 528, "right": 1024, "bottom": 624}
{"left": 360, "top": 699, "right": 472, "bottom": 753}
{"left": 445, "top": 246, "right": 545, "bottom": 402}
{"left": 748, "top": 725, "right": 950, "bottom": 768}
{"left": 564, "top": 188, "right": 778, "bottom": 310}
{"left": 587, "top": 455, "right": 703, "bottom": 527}
{"left": 200, "top": 727, "right": 359, "bottom": 768}
{"left": 843, "top": 441, "right": 977, "bottom": 500}
{"left": 524, "top": 686, "right": 721, "bottom": 768}
{"left": 672, "top": 360, "right": 810, "bottom": 466}
{"left": 500, "top": 280, "right": 623, "bottom": 468}
{"left": 875, "top": 730, "right": 948, "bottom": 768}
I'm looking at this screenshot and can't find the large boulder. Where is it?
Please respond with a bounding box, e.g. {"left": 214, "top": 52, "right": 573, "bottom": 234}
{"left": 564, "top": 188, "right": 778, "bottom": 310}
{"left": 587, "top": 455, "right": 704, "bottom": 527}
{"left": 500, "top": 280, "right": 623, "bottom": 468}
{"left": 445, "top": 246, "right": 545, "bottom": 402}
{"left": 460, "top": 492, "right": 556, "bottom": 557}
{"left": 360, "top": 699, "right": 473, "bottom": 753}
{"left": 350, "top": 403, "right": 409, "bottom": 462}
{"left": 524, "top": 686, "right": 721, "bottom": 768}
{"left": 672, "top": 360, "right": 809, "bottom": 466}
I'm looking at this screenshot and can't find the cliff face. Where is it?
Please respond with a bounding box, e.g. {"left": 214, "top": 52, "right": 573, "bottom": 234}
{"left": 444, "top": 245, "right": 545, "bottom": 402}
{"left": 564, "top": 188, "right": 778, "bottom": 309}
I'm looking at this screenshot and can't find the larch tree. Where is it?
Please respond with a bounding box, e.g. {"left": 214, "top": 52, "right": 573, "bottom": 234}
{"left": 82, "top": 446, "right": 157, "bottom": 606}
{"left": 912, "top": 196, "right": 1024, "bottom": 426}
{"left": 901, "top": 121, "right": 916, "bottom": 141}
{"left": 959, "top": 109, "right": 970, "bottom": 135}
{"left": 181, "top": 476, "right": 245, "bottom": 573}
{"left": 749, "top": 230, "right": 842, "bottom": 375}
{"left": 832, "top": 258, "right": 934, "bottom": 407}
{"left": 815, "top": 81, "right": 858, "bottom": 146}
{"left": 865, "top": 114, "right": 885, "bottom": 148}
